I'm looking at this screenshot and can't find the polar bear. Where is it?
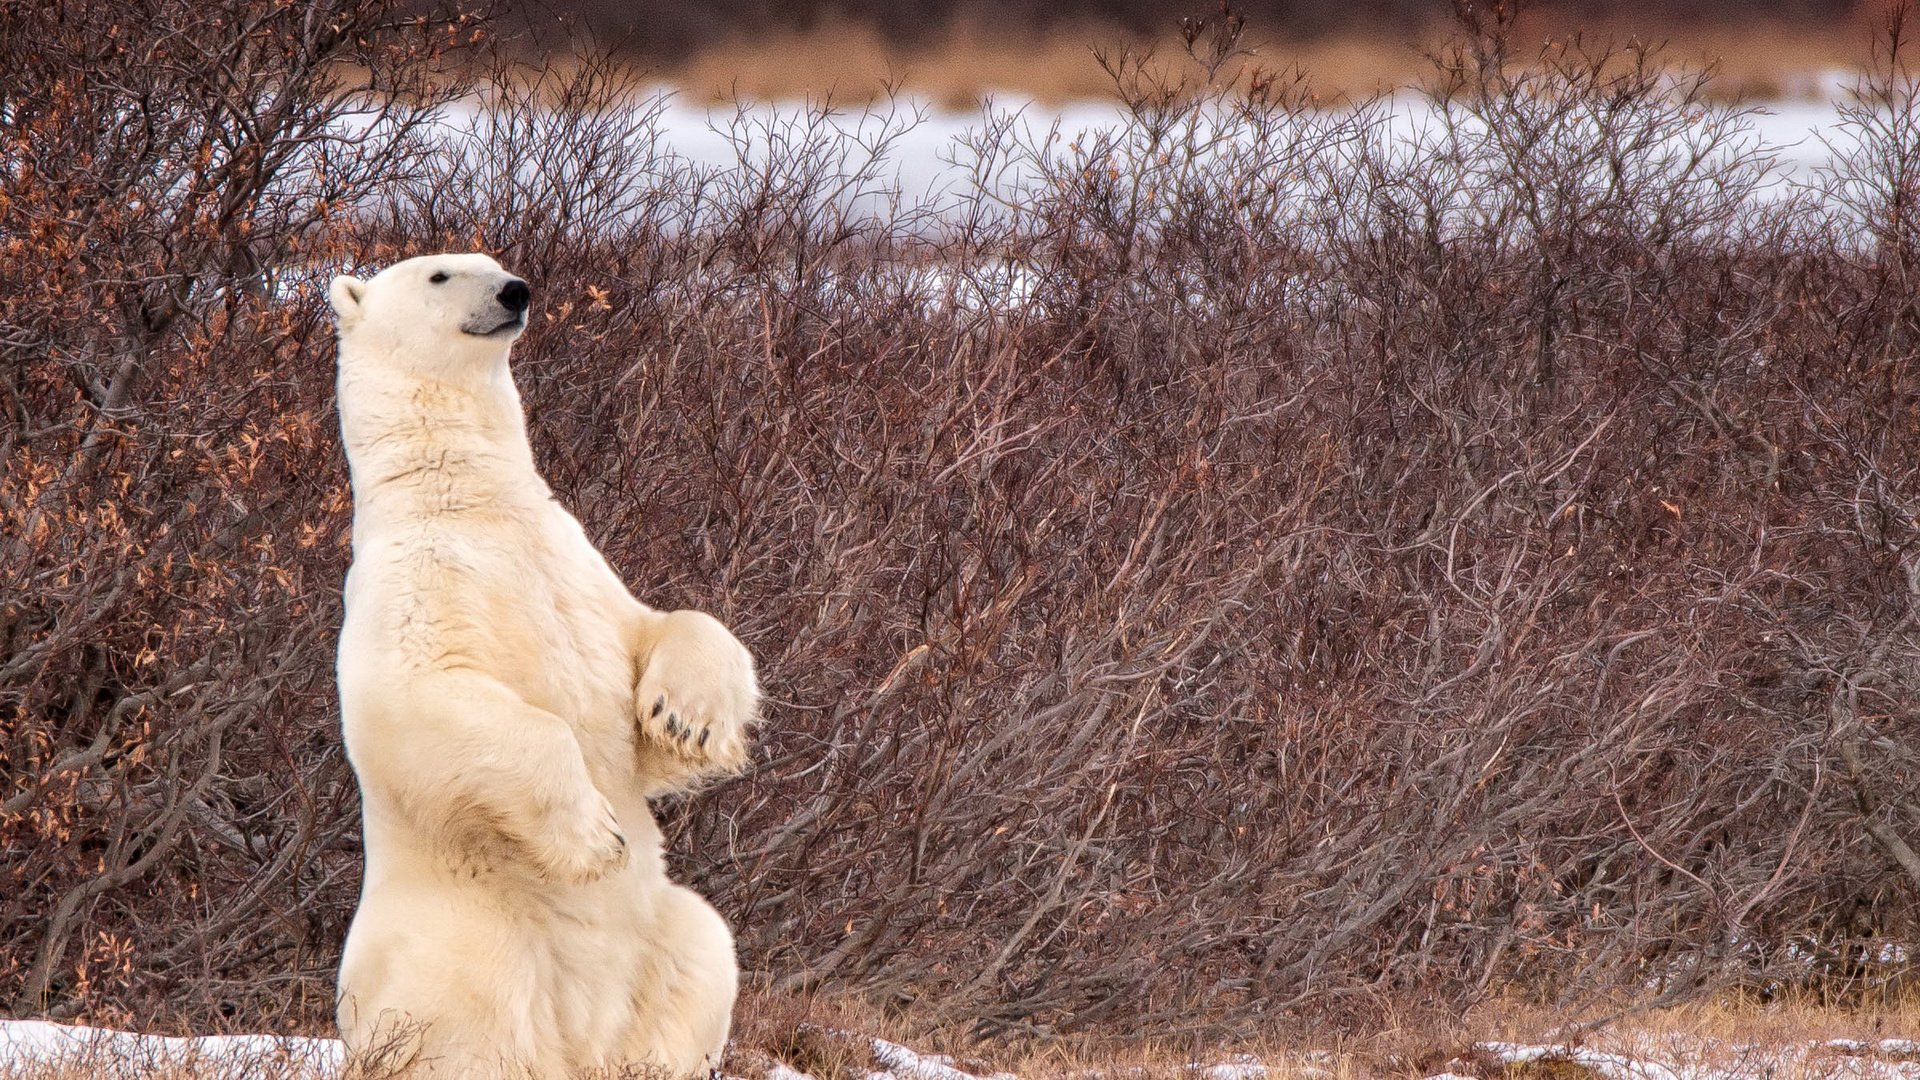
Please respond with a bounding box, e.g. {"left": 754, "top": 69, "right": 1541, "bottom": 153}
{"left": 327, "top": 253, "right": 758, "bottom": 1079}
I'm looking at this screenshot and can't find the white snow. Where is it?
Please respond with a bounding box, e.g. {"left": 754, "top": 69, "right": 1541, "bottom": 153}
{"left": 6, "top": 1020, "right": 1920, "bottom": 1080}
{"left": 0, "top": 1020, "right": 343, "bottom": 1076}
{"left": 868, "top": 1036, "right": 1018, "bottom": 1080}
{"left": 1484, "top": 1037, "right": 1920, "bottom": 1080}
{"left": 1486, "top": 1041, "right": 1689, "bottom": 1080}
{"left": 1190, "top": 1054, "right": 1269, "bottom": 1079}
{"left": 654, "top": 89, "right": 1869, "bottom": 207}
{"left": 1826, "top": 1039, "right": 1920, "bottom": 1057}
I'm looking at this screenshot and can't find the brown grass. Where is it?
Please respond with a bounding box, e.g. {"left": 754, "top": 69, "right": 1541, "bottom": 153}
{"left": 650, "top": 10, "right": 1883, "bottom": 106}
{"left": 1476, "top": 995, "right": 1920, "bottom": 1043}
{"left": 718, "top": 986, "right": 1920, "bottom": 1079}
{"left": 4, "top": 991, "right": 1920, "bottom": 1078}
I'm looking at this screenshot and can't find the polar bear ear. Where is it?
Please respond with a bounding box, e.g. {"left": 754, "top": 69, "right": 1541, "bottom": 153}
{"left": 328, "top": 275, "right": 367, "bottom": 325}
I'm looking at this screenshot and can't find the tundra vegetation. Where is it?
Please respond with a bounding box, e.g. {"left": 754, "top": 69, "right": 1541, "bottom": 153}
{"left": 3, "top": 0, "right": 1920, "bottom": 1056}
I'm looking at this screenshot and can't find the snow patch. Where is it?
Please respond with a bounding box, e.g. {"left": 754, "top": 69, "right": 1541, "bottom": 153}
{"left": 1190, "top": 1054, "right": 1269, "bottom": 1079}
{"left": 0, "top": 1020, "right": 344, "bottom": 1076}
{"left": 869, "top": 1036, "right": 1017, "bottom": 1080}
{"left": 7, "top": 1018, "right": 1919, "bottom": 1080}
{"left": 1484, "top": 1037, "right": 1920, "bottom": 1080}
{"left": 1826, "top": 1039, "right": 1920, "bottom": 1058}
{"left": 1486, "top": 1042, "right": 1687, "bottom": 1080}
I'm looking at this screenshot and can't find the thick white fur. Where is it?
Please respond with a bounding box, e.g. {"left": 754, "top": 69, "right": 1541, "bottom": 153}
{"left": 329, "top": 253, "right": 758, "bottom": 1079}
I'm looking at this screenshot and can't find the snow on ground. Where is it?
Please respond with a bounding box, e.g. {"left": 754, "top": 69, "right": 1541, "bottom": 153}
{"left": 0, "top": 1020, "right": 342, "bottom": 1077}
{"left": 870, "top": 1035, "right": 1020, "bottom": 1080}
{"left": 1188, "top": 1055, "right": 1270, "bottom": 1080}
{"left": 677, "top": 83, "right": 1867, "bottom": 197}
{"left": 1488, "top": 1041, "right": 1691, "bottom": 1080}
{"left": 415, "top": 76, "right": 1874, "bottom": 222}
{"left": 1828, "top": 1040, "right": 1920, "bottom": 1058}
{"left": 1481, "top": 1038, "right": 1920, "bottom": 1080}
{"left": 6, "top": 1021, "right": 1920, "bottom": 1080}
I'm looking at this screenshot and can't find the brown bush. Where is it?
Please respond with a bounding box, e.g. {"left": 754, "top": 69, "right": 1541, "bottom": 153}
{"left": 4, "top": 0, "right": 1920, "bottom": 1045}
{"left": 0, "top": 0, "right": 475, "bottom": 1025}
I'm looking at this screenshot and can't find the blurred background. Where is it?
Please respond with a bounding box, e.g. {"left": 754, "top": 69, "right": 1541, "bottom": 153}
{"left": 499, "top": 0, "right": 1873, "bottom": 104}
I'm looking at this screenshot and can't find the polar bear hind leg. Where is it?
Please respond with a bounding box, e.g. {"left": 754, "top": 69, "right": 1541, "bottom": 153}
{"left": 620, "top": 882, "right": 740, "bottom": 1077}
{"left": 339, "top": 943, "right": 558, "bottom": 1079}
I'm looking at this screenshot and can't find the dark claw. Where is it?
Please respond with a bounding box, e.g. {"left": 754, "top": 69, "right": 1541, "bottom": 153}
{"left": 698, "top": 728, "right": 709, "bottom": 748}
{"left": 652, "top": 696, "right": 665, "bottom": 718}
{"left": 665, "top": 716, "right": 679, "bottom": 736}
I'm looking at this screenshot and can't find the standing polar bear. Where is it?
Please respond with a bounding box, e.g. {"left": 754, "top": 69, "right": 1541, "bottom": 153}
{"left": 328, "top": 253, "right": 758, "bottom": 1079}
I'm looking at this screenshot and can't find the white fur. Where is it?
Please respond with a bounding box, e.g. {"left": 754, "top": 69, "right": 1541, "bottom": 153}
{"left": 328, "top": 253, "right": 758, "bottom": 1079}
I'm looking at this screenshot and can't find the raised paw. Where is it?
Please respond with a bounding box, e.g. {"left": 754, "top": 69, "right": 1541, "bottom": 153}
{"left": 634, "top": 610, "right": 758, "bottom": 775}
{"left": 532, "top": 787, "right": 629, "bottom": 885}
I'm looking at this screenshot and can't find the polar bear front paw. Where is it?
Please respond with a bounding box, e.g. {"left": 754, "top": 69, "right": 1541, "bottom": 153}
{"left": 634, "top": 610, "right": 758, "bottom": 775}
{"left": 532, "top": 788, "right": 630, "bottom": 885}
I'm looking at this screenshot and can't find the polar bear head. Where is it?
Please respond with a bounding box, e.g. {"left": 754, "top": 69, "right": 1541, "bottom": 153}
{"left": 328, "top": 253, "right": 531, "bottom": 372}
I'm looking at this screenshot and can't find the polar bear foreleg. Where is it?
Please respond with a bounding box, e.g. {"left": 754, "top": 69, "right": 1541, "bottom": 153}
{"left": 629, "top": 609, "right": 759, "bottom": 785}
{"left": 358, "top": 674, "right": 631, "bottom": 885}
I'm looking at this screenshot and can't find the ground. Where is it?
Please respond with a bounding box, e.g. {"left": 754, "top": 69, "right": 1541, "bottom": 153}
{"left": 4, "top": 1002, "right": 1920, "bottom": 1080}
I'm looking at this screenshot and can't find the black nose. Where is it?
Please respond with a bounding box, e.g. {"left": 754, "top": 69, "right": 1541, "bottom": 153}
{"left": 497, "top": 279, "right": 530, "bottom": 314}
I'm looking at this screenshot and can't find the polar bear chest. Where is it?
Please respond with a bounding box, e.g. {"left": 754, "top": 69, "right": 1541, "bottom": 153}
{"left": 467, "top": 509, "right": 638, "bottom": 733}
{"left": 344, "top": 502, "right": 641, "bottom": 768}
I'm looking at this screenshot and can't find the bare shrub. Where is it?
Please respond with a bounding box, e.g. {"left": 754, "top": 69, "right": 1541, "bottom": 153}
{"left": 0, "top": 0, "right": 474, "bottom": 1024}
{"left": 4, "top": 0, "right": 1920, "bottom": 1044}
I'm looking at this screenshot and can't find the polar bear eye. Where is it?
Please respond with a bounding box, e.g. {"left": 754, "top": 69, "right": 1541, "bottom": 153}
{"left": 428, "top": 272, "right": 449, "bottom": 284}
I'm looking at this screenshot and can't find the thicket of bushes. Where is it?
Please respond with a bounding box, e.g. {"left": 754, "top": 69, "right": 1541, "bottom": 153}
{"left": 4, "top": 0, "right": 1920, "bottom": 1042}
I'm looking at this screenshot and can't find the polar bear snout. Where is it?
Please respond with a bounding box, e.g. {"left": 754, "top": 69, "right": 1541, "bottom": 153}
{"left": 460, "top": 275, "right": 532, "bottom": 338}
{"left": 497, "top": 279, "right": 530, "bottom": 315}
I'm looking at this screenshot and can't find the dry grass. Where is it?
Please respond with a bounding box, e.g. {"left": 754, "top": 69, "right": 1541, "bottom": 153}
{"left": 1451, "top": 997, "right": 1920, "bottom": 1080}
{"left": 723, "top": 985, "right": 1348, "bottom": 1079}
{"left": 5, "top": 991, "right": 1920, "bottom": 1079}
{"left": 718, "top": 983, "right": 1920, "bottom": 1078}
{"left": 649, "top": 10, "right": 1883, "bottom": 106}
{"left": 1476, "top": 995, "right": 1920, "bottom": 1045}
{"left": 719, "top": 989, "right": 1920, "bottom": 1079}
{"left": 656, "top": 21, "right": 1129, "bottom": 107}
